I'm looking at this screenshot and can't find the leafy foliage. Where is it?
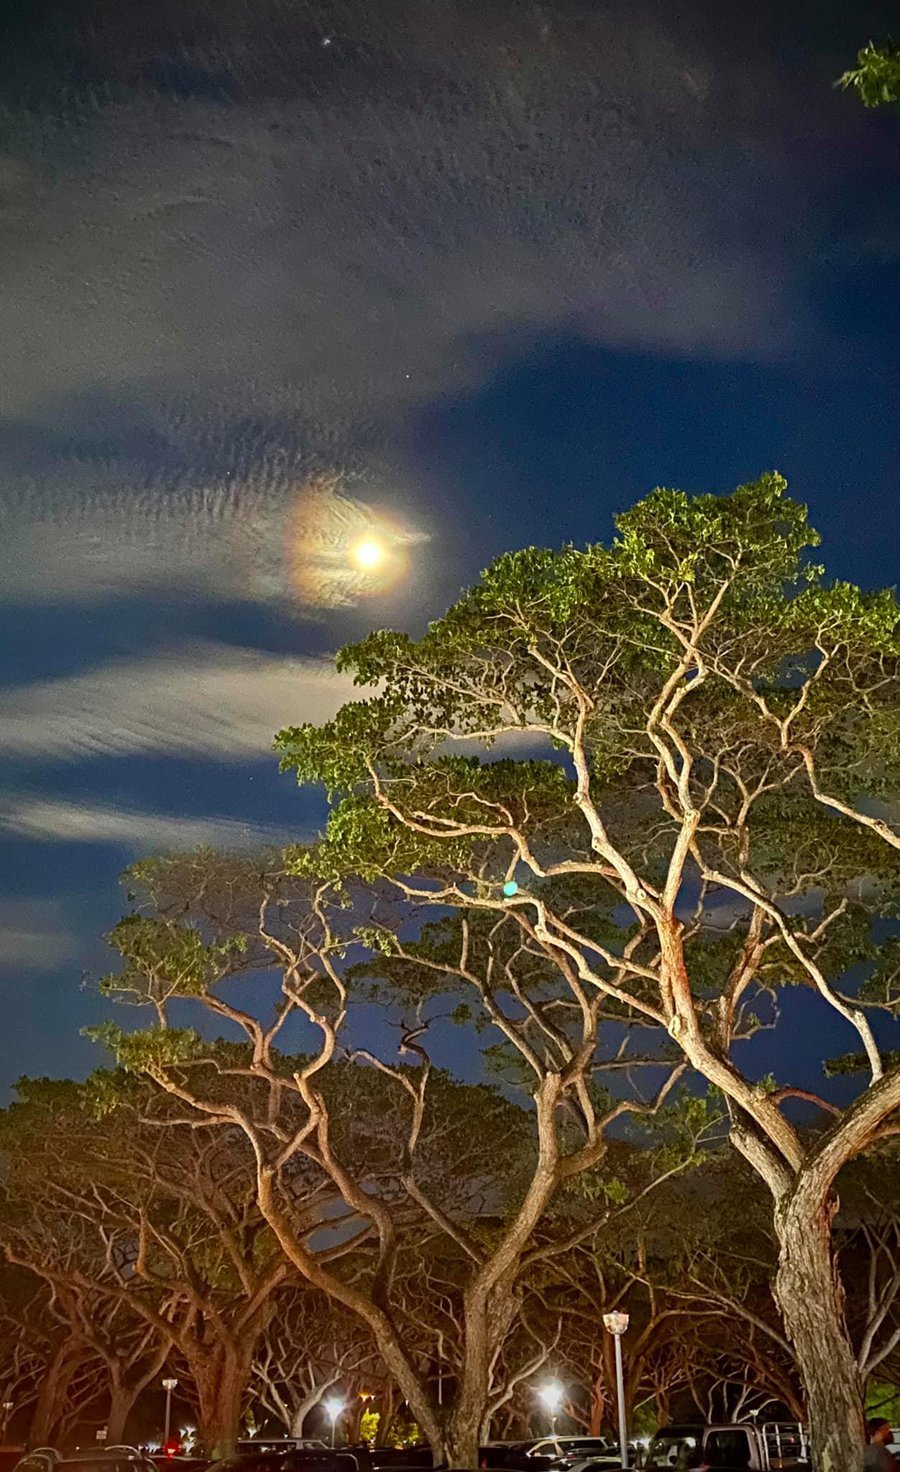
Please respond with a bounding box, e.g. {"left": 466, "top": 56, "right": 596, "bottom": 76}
{"left": 838, "top": 41, "right": 900, "bottom": 107}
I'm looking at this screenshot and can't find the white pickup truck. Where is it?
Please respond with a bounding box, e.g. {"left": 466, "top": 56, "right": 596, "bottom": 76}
{"left": 645, "top": 1422, "right": 809, "bottom": 1472}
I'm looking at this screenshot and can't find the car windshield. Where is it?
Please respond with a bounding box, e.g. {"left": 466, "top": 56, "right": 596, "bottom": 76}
{"left": 646, "top": 1436, "right": 701, "bottom": 1470}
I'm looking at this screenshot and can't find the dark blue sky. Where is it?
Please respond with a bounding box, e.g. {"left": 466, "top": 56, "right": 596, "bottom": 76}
{"left": 1, "top": 0, "right": 898, "bottom": 1090}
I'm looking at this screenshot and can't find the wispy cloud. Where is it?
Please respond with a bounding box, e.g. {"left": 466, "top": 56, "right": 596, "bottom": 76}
{"left": 0, "top": 899, "right": 76, "bottom": 971}
{"left": 0, "top": 8, "right": 796, "bottom": 436}
{"left": 0, "top": 641, "right": 355, "bottom": 762}
{"left": 0, "top": 1, "right": 818, "bottom": 611}
{"left": 0, "top": 795, "right": 296, "bottom": 850}
{"left": 0, "top": 470, "right": 428, "bottom": 607}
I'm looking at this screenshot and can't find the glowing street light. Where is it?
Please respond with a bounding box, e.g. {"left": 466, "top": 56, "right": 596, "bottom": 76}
{"left": 538, "top": 1382, "right": 563, "bottom": 1435}
{"left": 1, "top": 1401, "right": 14, "bottom": 1438}
{"left": 603, "top": 1312, "right": 630, "bottom": 1469}
{"left": 162, "top": 1377, "right": 178, "bottom": 1449}
{"left": 324, "top": 1397, "right": 345, "bottom": 1448}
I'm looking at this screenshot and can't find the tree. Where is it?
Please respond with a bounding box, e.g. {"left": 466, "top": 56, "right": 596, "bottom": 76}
{"left": 0, "top": 1077, "right": 289, "bottom": 1455}
{"left": 275, "top": 474, "right": 900, "bottom": 1472}
{"left": 0, "top": 1267, "right": 99, "bottom": 1449}
{"left": 0, "top": 1271, "right": 56, "bottom": 1443}
{"left": 91, "top": 847, "right": 698, "bottom": 1467}
{"left": 838, "top": 43, "right": 900, "bottom": 108}
{"left": 516, "top": 1152, "right": 806, "bottom": 1434}
{"left": 628, "top": 1158, "right": 805, "bottom": 1423}
{"left": 59, "top": 1296, "right": 170, "bottom": 1444}
{"left": 251, "top": 1287, "right": 381, "bottom": 1438}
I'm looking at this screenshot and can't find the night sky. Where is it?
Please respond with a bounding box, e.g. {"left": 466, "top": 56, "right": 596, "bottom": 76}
{"left": 1, "top": 0, "right": 899, "bottom": 1092}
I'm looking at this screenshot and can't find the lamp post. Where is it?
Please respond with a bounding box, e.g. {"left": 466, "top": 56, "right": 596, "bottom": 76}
{"left": 162, "top": 1378, "right": 179, "bottom": 1448}
{"left": 324, "top": 1398, "right": 345, "bottom": 1448}
{"left": 538, "top": 1383, "right": 563, "bottom": 1437}
{"left": 603, "top": 1313, "right": 629, "bottom": 1469}
{"left": 2, "top": 1402, "right": 14, "bottom": 1440}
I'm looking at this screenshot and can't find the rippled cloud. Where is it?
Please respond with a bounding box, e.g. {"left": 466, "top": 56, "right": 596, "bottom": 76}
{"left": 0, "top": 0, "right": 824, "bottom": 612}
{"left": 0, "top": 641, "right": 355, "bottom": 761}
{"left": 0, "top": 795, "right": 296, "bottom": 850}
{"left": 0, "top": 467, "right": 427, "bottom": 607}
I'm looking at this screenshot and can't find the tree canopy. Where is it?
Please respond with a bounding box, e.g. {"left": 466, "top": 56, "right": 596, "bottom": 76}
{"left": 274, "top": 474, "right": 900, "bottom": 1472}
{"left": 60, "top": 474, "right": 900, "bottom": 1470}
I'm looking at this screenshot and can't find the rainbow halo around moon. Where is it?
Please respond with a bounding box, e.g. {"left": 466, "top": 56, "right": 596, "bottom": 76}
{"left": 284, "top": 478, "right": 427, "bottom": 607}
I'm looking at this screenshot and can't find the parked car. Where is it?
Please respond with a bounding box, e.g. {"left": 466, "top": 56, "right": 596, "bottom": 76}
{"left": 15, "top": 1451, "right": 157, "bottom": 1472}
{"left": 526, "top": 1442, "right": 614, "bottom": 1465}
{"left": 337, "top": 1451, "right": 433, "bottom": 1472}
{"left": 479, "top": 1446, "right": 526, "bottom": 1469}
{"left": 13, "top": 1450, "right": 61, "bottom": 1472}
{"left": 369, "top": 1454, "right": 433, "bottom": 1471}
{"left": 646, "top": 1424, "right": 809, "bottom": 1472}
{"left": 235, "top": 1449, "right": 324, "bottom": 1459}
{"left": 150, "top": 1459, "right": 211, "bottom": 1472}
{"left": 564, "top": 1455, "right": 629, "bottom": 1472}
{"left": 209, "top": 1452, "right": 371, "bottom": 1472}
{"left": 52, "top": 1451, "right": 158, "bottom": 1472}
{"left": 478, "top": 1445, "right": 557, "bottom": 1472}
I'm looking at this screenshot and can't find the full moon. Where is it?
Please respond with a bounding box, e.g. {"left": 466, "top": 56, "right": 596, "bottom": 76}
{"left": 351, "top": 537, "right": 387, "bottom": 570}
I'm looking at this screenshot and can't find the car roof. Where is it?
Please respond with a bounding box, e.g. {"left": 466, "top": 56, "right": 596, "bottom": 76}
{"left": 60, "top": 1459, "right": 148, "bottom": 1465}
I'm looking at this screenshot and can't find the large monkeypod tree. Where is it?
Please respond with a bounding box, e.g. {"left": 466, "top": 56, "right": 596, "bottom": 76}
{"left": 91, "top": 837, "right": 699, "bottom": 1466}
{"left": 275, "top": 474, "right": 900, "bottom": 1472}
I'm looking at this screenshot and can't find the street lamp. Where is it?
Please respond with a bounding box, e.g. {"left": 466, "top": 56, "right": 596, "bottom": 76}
{"left": 324, "top": 1397, "right": 345, "bottom": 1448}
{"left": 603, "top": 1313, "right": 629, "bottom": 1470}
{"left": 162, "top": 1378, "right": 179, "bottom": 1448}
{"left": 538, "top": 1382, "right": 563, "bottom": 1436}
{"left": 2, "top": 1402, "right": 14, "bottom": 1439}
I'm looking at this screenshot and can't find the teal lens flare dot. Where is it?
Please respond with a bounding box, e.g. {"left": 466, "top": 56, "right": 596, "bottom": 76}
{"left": 502, "top": 880, "right": 519, "bottom": 897}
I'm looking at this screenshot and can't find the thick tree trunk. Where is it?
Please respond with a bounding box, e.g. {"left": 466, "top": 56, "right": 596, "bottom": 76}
{"left": 773, "top": 1188, "right": 864, "bottom": 1472}
{"left": 289, "top": 1401, "right": 312, "bottom": 1440}
{"left": 192, "top": 1344, "right": 252, "bottom": 1459}
{"left": 200, "top": 1372, "right": 244, "bottom": 1459}
{"left": 106, "top": 1382, "right": 139, "bottom": 1444}
{"left": 28, "top": 1342, "right": 83, "bottom": 1447}
{"left": 443, "top": 1285, "right": 519, "bottom": 1468}
{"left": 443, "top": 1398, "right": 483, "bottom": 1471}
{"left": 98, "top": 1336, "right": 170, "bottom": 1447}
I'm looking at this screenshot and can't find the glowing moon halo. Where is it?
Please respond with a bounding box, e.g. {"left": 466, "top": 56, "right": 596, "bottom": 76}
{"left": 283, "top": 478, "right": 426, "bottom": 605}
